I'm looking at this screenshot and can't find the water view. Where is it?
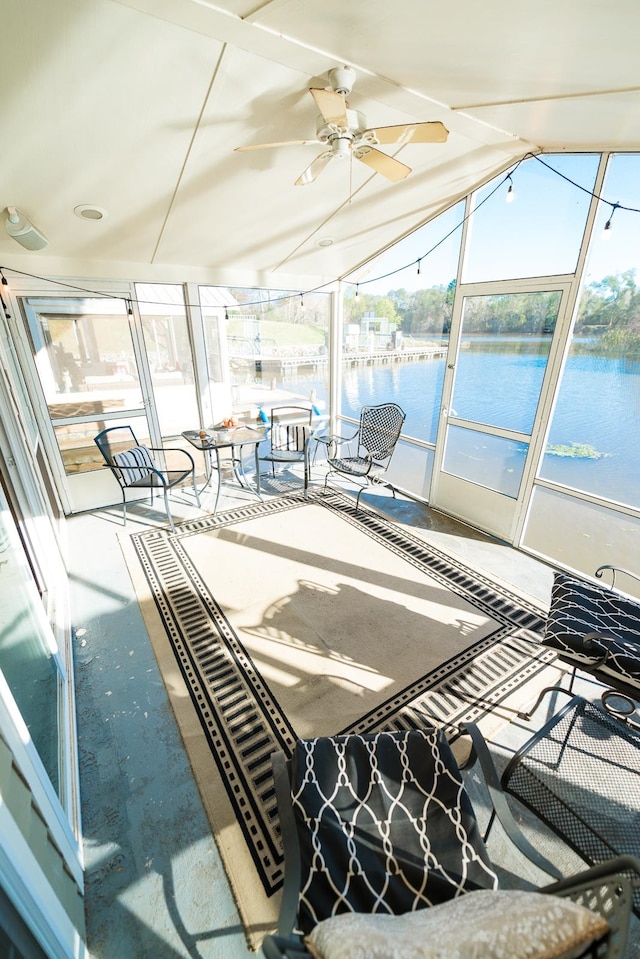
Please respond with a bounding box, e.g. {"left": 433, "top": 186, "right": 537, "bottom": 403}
{"left": 278, "top": 341, "right": 640, "bottom": 510}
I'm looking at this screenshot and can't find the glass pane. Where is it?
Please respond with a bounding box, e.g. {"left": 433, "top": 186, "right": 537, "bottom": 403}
{"left": 55, "top": 416, "right": 149, "bottom": 474}
{"left": 22, "top": 296, "right": 143, "bottom": 474}
{"left": 215, "top": 287, "right": 331, "bottom": 424}
{"left": 0, "top": 500, "right": 59, "bottom": 794}
{"left": 539, "top": 336, "right": 640, "bottom": 509}
{"left": 583, "top": 154, "right": 640, "bottom": 284}
{"left": 443, "top": 426, "right": 527, "bottom": 497}
{"left": 541, "top": 154, "right": 640, "bottom": 509}
{"left": 452, "top": 292, "right": 560, "bottom": 432}
{"left": 136, "top": 283, "right": 200, "bottom": 437}
{"left": 200, "top": 287, "right": 225, "bottom": 384}
{"left": 340, "top": 353, "right": 446, "bottom": 445}
{"left": 463, "top": 154, "right": 599, "bottom": 282}
{"left": 344, "top": 201, "right": 465, "bottom": 298}
{"left": 386, "top": 440, "right": 435, "bottom": 500}
{"left": 338, "top": 203, "right": 463, "bottom": 443}
{"left": 523, "top": 487, "right": 640, "bottom": 598}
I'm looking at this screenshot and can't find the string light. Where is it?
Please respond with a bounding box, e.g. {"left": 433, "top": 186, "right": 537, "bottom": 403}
{"left": 1, "top": 153, "right": 639, "bottom": 310}
{"left": 127, "top": 299, "right": 133, "bottom": 316}
{"left": 0, "top": 292, "right": 10, "bottom": 319}
{"left": 603, "top": 201, "right": 620, "bottom": 238}
{"left": 300, "top": 293, "right": 304, "bottom": 310}
{"left": 506, "top": 175, "right": 515, "bottom": 203}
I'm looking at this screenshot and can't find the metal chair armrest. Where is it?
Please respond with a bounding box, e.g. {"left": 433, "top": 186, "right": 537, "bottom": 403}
{"left": 271, "top": 750, "right": 302, "bottom": 938}
{"left": 462, "top": 722, "right": 562, "bottom": 879}
{"left": 595, "top": 565, "right": 640, "bottom": 590}
{"left": 262, "top": 933, "right": 308, "bottom": 959}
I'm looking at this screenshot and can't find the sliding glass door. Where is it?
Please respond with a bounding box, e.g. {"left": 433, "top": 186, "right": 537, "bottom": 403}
{"left": 19, "top": 289, "right": 208, "bottom": 513}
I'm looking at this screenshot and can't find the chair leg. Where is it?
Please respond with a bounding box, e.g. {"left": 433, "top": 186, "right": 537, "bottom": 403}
{"left": 121, "top": 490, "right": 127, "bottom": 527}
{"left": 162, "top": 488, "right": 177, "bottom": 533}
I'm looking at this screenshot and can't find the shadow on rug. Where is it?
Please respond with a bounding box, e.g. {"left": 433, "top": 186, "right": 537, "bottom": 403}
{"left": 121, "top": 490, "right": 558, "bottom": 949}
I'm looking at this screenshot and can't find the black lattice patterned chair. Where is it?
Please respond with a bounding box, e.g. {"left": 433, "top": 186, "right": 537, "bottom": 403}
{"left": 322, "top": 402, "right": 406, "bottom": 510}
{"left": 94, "top": 425, "right": 200, "bottom": 533}
{"left": 521, "top": 565, "right": 640, "bottom": 719}
{"left": 262, "top": 727, "right": 640, "bottom": 959}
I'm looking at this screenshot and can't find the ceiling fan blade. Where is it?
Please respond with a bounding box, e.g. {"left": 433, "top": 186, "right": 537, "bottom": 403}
{"left": 295, "top": 150, "right": 333, "bottom": 186}
{"left": 309, "top": 87, "right": 348, "bottom": 127}
{"left": 364, "top": 121, "right": 449, "bottom": 145}
{"left": 235, "top": 138, "right": 320, "bottom": 152}
{"left": 354, "top": 145, "right": 411, "bottom": 181}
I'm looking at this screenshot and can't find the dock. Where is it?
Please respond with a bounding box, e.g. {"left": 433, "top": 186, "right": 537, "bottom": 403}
{"left": 229, "top": 345, "right": 447, "bottom": 375}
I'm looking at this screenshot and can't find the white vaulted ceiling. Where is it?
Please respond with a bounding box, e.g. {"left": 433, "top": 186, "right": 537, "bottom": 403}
{"left": 1, "top": 0, "right": 639, "bottom": 289}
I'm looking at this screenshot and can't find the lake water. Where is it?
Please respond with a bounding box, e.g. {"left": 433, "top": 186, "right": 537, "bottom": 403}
{"left": 276, "top": 344, "right": 640, "bottom": 509}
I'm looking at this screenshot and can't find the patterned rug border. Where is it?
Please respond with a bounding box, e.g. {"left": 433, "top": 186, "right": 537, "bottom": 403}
{"left": 128, "top": 490, "right": 556, "bottom": 904}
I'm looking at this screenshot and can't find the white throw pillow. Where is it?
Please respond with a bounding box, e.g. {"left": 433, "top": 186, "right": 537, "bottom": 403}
{"left": 304, "top": 889, "right": 608, "bottom": 959}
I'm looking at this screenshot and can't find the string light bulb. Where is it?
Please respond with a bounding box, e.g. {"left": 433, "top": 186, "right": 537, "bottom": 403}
{"left": 506, "top": 175, "right": 515, "bottom": 203}
{"left": 0, "top": 269, "right": 8, "bottom": 287}
{"left": 355, "top": 284, "right": 359, "bottom": 299}
{"left": 603, "top": 201, "right": 620, "bottom": 239}
{"left": 417, "top": 259, "right": 422, "bottom": 275}
{"left": 0, "top": 292, "right": 10, "bottom": 320}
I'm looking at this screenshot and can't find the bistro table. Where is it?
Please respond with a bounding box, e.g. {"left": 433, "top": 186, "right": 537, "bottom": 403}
{"left": 182, "top": 425, "right": 266, "bottom": 512}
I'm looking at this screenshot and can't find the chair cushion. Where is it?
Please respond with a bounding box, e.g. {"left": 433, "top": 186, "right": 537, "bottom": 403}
{"left": 271, "top": 423, "right": 309, "bottom": 451}
{"left": 290, "top": 728, "right": 498, "bottom": 935}
{"left": 112, "top": 445, "right": 155, "bottom": 484}
{"left": 304, "top": 888, "right": 609, "bottom": 959}
{"left": 542, "top": 572, "right": 640, "bottom": 682}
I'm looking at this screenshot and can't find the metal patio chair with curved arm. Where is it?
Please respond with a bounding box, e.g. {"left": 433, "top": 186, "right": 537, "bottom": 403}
{"left": 322, "top": 402, "right": 406, "bottom": 510}
{"left": 94, "top": 425, "right": 200, "bottom": 532}
{"left": 262, "top": 726, "right": 640, "bottom": 959}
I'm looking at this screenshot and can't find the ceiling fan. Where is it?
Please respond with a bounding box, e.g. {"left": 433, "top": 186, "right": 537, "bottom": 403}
{"left": 234, "top": 66, "right": 448, "bottom": 186}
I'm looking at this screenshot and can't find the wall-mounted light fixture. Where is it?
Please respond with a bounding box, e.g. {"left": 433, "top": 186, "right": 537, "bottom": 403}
{"left": 4, "top": 206, "right": 48, "bottom": 251}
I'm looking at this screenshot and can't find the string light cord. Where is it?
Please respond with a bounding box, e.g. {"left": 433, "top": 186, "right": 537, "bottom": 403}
{"left": 530, "top": 154, "right": 640, "bottom": 214}
{"left": 0, "top": 151, "right": 636, "bottom": 313}
{"left": 341, "top": 162, "right": 523, "bottom": 291}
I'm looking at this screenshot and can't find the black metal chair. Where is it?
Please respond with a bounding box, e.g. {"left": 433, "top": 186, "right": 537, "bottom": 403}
{"left": 488, "top": 696, "right": 640, "bottom": 919}
{"left": 322, "top": 402, "right": 406, "bottom": 510}
{"left": 521, "top": 564, "right": 640, "bottom": 720}
{"left": 94, "top": 425, "right": 200, "bottom": 532}
{"left": 259, "top": 406, "right": 314, "bottom": 491}
{"left": 262, "top": 726, "right": 639, "bottom": 959}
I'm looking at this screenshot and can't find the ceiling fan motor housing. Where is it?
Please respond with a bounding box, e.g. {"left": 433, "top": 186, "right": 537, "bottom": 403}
{"left": 316, "top": 108, "right": 368, "bottom": 144}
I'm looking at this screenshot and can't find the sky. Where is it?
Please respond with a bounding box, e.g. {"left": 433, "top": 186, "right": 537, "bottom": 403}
{"left": 348, "top": 153, "right": 640, "bottom": 296}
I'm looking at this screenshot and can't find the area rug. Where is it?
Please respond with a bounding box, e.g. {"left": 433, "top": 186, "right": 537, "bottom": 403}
{"left": 121, "top": 489, "right": 559, "bottom": 949}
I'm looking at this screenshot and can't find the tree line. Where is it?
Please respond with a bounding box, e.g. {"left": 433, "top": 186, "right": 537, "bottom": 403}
{"left": 343, "top": 270, "right": 640, "bottom": 353}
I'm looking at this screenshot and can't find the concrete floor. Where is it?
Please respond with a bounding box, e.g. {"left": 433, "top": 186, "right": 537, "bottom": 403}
{"left": 66, "top": 464, "right": 639, "bottom": 958}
